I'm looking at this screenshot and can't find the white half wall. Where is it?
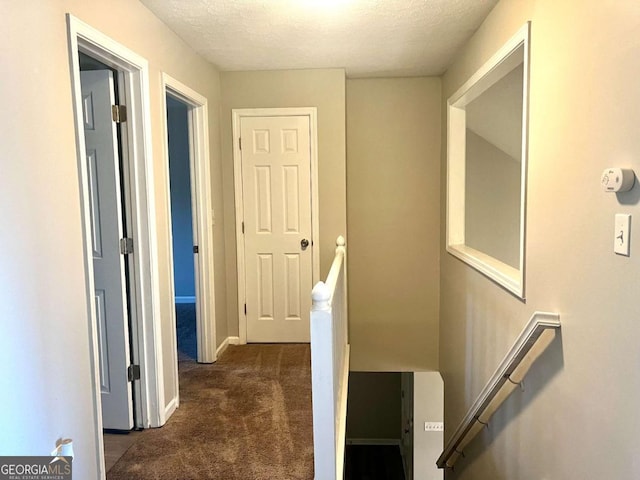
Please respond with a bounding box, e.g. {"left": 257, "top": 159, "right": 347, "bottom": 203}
{"left": 413, "top": 372, "right": 444, "bottom": 480}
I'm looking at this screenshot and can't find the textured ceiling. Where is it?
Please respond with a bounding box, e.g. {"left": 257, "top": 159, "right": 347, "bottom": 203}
{"left": 140, "top": 0, "right": 498, "bottom": 77}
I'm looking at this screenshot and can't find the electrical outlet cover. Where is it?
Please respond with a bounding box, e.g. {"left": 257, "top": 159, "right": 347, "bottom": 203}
{"left": 424, "top": 421, "right": 444, "bottom": 432}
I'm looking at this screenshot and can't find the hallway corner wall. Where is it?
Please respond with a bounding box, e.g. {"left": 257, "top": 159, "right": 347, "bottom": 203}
{"left": 347, "top": 77, "right": 441, "bottom": 372}
{"left": 439, "top": 1, "right": 640, "bottom": 478}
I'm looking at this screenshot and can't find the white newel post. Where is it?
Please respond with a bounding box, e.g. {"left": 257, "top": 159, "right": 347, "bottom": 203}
{"left": 311, "top": 281, "right": 337, "bottom": 480}
{"left": 312, "top": 281, "right": 331, "bottom": 312}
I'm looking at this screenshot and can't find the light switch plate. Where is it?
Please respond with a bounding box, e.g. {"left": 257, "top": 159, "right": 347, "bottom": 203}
{"left": 614, "top": 214, "right": 631, "bottom": 256}
{"left": 424, "top": 421, "right": 444, "bottom": 432}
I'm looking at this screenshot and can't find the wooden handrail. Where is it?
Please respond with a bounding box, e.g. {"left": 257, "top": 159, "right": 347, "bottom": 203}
{"left": 437, "top": 311, "right": 560, "bottom": 469}
{"left": 322, "top": 235, "right": 346, "bottom": 301}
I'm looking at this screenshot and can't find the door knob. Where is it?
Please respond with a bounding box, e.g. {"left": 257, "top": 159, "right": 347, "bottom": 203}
{"left": 300, "top": 238, "right": 310, "bottom": 250}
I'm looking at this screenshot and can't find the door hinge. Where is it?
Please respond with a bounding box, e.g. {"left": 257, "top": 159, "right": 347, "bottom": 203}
{"left": 193, "top": 245, "right": 199, "bottom": 254}
{"left": 112, "top": 104, "right": 127, "bottom": 123}
{"left": 244, "top": 303, "right": 247, "bottom": 315}
{"left": 239, "top": 137, "right": 242, "bottom": 150}
{"left": 120, "top": 237, "right": 134, "bottom": 255}
{"left": 127, "top": 364, "right": 140, "bottom": 382}
{"left": 242, "top": 221, "right": 245, "bottom": 234}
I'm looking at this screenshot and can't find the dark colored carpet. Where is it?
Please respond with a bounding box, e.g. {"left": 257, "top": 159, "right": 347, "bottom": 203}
{"left": 176, "top": 303, "right": 197, "bottom": 361}
{"left": 345, "top": 445, "right": 406, "bottom": 480}
{"left": 107, "top": 344, "right": 313, "bottom": 480}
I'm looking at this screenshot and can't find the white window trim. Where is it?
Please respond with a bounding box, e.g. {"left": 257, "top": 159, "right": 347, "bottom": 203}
{"left": 446, "top": 22, "right": 530, "bottom": 299}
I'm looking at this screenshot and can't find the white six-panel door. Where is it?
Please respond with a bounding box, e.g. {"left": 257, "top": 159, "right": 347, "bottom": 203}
{"left": 240, "top": 115, "right": 313, "bottom": 343}
{"left": 81, "top": 70, "right": 134, "bottom": 430}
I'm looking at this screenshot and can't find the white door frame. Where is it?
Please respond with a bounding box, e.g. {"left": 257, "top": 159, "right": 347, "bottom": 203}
{"left": 232, "top": 107, "right": 320, "bottom": 344}
{"left": 67, "top": 13, "right": 166, "bottom": 475}
{"left": 160, "top": 74, "right": 217, "bottom": 386}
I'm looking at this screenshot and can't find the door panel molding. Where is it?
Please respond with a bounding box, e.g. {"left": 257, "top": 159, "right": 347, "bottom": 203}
{"left": 81, "top": 69, "right": 134, "bottom": 430}
{"left": 68, "top": 14, "right": 164, "bottom": 476}
{"left": 160, "top": 73, "right": 218, "bottom": 414}
{"left": 232, "top": 108, "right": 319, "bottom": 344}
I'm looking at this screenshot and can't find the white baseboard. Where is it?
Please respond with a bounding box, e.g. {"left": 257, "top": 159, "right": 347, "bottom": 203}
{"left": 163, "top": 397, "right": 178, "bottom": 423}
{"left": 175, "top": 296, "right": 196, "bottom": 304}
{"left": 216, "top": 337, "right": 229, "bottom": 357}
{"left": 346, "top": 438, "right": 402, "bottom": 446}
{"left": 216, "top": 336, "right": 241, "bottom": 358}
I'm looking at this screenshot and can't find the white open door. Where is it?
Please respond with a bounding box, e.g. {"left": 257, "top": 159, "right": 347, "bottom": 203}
{"left": 240, "top": 115, "right": 313, "bottom": 343}
{"left": 81, "top": 70, "right": 134, "bottom": 430}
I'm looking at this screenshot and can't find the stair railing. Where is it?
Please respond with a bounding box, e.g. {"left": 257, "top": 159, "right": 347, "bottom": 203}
{"left": 310, "top": 236, "right": 349, "bottom": 480}
{"left": 437, "top": 311, "right": 561, "bottom": 469}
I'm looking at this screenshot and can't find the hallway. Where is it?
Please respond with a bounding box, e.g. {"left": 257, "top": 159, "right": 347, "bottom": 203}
{"left": 106, "top": 344, "right": 314, "bottom": 479}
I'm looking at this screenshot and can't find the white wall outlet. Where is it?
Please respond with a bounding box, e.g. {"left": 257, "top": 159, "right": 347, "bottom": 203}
{"left": 424, "top": 421, "right": 444, "bottom": 432}
{"left": 614, "top": 214, "right": 631, "bottom": 256}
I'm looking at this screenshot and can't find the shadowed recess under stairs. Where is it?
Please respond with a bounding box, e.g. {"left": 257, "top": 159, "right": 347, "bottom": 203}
{"left": 107, "top": 344, "right": 313, "bottom": 480}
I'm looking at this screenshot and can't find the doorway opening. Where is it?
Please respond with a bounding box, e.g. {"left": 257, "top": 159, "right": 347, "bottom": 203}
{"left": 346, "top": 372, "right": 407, "bottom": 479}
{"left": 161, "top": 73, "right": 217, "bottom": 373}
{"left": 166, "top": 96, "right": 198, "bottom": 361}
{"left": 345, "top": 371, "right": 444, "bottom": 480}
{"left": 68, "top": 14, "right": 167, "bottom": 477}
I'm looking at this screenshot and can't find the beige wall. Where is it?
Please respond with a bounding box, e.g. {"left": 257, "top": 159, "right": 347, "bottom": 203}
{"left": 347, "top": 78, "right": 441, "bottom": 371}
{"left": 465, "top": 130, "right": 521, "bottom": 268}
{"left": 440, "top": 0, "right": 640, "bottom": 478}
{"left": 346, "top": 372, "right": 401, "bottom": 440}
{"left": 466, "top": 63, "right": 524, "bottom": 161}
{"left": 0, "top": 1, "right": 224, "bottom": 477}
{"left": 219, "top": 69, "right": 347, "bottom": 338}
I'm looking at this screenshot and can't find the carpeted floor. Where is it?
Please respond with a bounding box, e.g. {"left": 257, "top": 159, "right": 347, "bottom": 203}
{"left": 107, "top": 344, "right": 314, "bottom": 480}
{"left": 176, "top": 303, "right": 197, "bottom": 361}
